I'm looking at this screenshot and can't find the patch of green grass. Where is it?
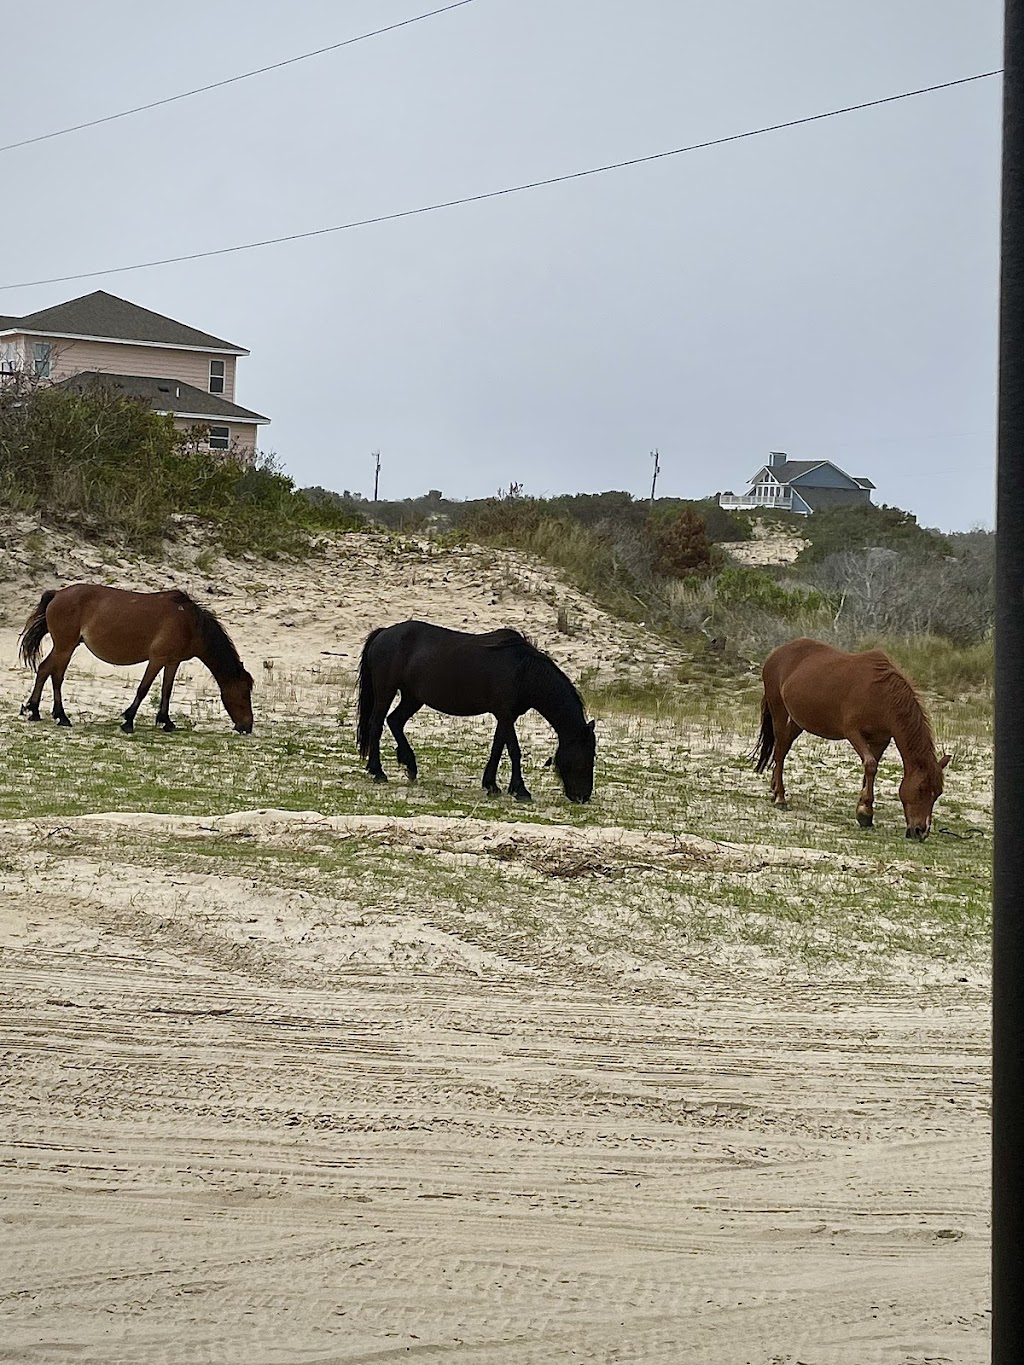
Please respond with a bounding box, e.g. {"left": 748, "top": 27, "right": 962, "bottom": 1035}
{"left": 2, "top": 690, "right": 991, "bottom": 978}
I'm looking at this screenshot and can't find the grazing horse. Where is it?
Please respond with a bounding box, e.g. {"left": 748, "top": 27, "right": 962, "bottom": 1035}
{"left": 754, "top": 637, "right": 949, "bottom": 839}
{"left": 357, "top": 620, "right": 596, "bottom": 803}
{"left": 19, "top": 584, "right": 254, "bottom": 733}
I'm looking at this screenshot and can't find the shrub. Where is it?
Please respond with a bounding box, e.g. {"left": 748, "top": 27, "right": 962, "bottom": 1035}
{"left": 649, "top": 506, "right": 715, "bottom": 577}
{"left": 795, "top": 502, "right": 949, "bottom": 564}
{"left": 0, "top": 376, "right": 364, "bottom": 553}
{"left": 461, "top": 485, "right": 543, "bottom": 541}
{"left": 713, "top": 565, "right": 829, "bottom": 617}
{"left": 807, "top": 541, "right": 993, "bottom": 646}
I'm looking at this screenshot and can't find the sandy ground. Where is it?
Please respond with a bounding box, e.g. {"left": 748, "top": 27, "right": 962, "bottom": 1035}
{"left": 719, "top": 521, "right": 809, "bottom": 568}
{"left": 0, "top": 516, "right": 990, "bottom": 1363}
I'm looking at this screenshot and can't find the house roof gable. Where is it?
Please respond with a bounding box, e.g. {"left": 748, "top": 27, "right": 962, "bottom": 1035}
{"left": 0, "top": 290, "right": 247, "bottom": 354}
{"left": 747, "top": 459, "right": 869, "bottom": 489}
{"left": 55, "top": 371, "right": 269, "bottom": 424}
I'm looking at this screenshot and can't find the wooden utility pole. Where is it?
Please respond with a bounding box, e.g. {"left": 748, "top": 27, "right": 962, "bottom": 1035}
{"left": 372, "top": 450, "right": 381, "bottom": 502}
{"left": 649, "top": 448, "right": 661, "bottom": 508}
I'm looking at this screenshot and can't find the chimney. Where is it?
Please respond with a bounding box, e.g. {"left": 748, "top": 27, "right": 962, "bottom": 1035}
{"left": 769, "top": 450, "right": 787, "bottom": 467}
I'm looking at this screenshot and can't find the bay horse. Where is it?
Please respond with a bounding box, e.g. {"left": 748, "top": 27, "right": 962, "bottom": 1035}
{"left": 357, "top": 620, "right": 596, "bottom": 803}
{"left": 18, "top": 584, "right": 254, "bottom": 733}
{"left": 754, "top": 637, "right": 949, "bottom": 839}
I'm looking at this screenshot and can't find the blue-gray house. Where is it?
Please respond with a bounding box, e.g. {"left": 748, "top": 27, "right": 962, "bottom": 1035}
{"left": 719, "top": 451, "right": 875, "bottom": 516}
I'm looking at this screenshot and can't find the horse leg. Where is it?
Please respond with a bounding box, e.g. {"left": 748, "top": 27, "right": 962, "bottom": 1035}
{"left": 387, "top": 694, "right": 422, "bottom": 780}
{"left": 505, "top": 722, "right": 532, "bottom": 802}
{"left": 366, "top": 686, "right": 397, "bottom": 782}
{"left": 482, "top": 722, "right": 508, "bottom": 796}
{"left": 22, "top": 647, "right": 57, "bottom": 720}
{"left": 47, "top": 645, "right": 79, "bottom": 727}
{"left": 849, "top": 733, "right": 889, "bottom": 828}
{"left": 770, "top": 713, "right": 802, "bottom": 808}
{"left": 121, "top": 660, "right": 164, "bottom": 734}
{"left": 155, "top": 663, "right": 180, "bottom": 731}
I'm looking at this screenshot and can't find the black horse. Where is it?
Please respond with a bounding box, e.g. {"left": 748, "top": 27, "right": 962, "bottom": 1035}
{"left": 357, "top": 620, "right": 596, "bottom": 803}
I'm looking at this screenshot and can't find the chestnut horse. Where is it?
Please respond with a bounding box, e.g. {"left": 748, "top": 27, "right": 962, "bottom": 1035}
{"left": 18, "top": 585, "right": 254, "bottom": 733}
{"left": 754, "top": 637, "right": 949, "bottom": 839}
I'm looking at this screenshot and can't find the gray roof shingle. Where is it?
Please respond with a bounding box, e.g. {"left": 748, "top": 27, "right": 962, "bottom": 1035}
{"left": 0, "top": 290, "right": 246, "bottom": 353}
{"left": 56, "top": 371, "right": 268, "bottom": 424}
{"left": 751, "top": 459, "right": 872, "bottom": 488}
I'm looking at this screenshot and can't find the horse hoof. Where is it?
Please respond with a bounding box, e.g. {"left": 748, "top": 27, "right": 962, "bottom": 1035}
{"left": 55, "top": 717, "right": 72, "bottom": 728}
{"left": 161, "top": 721, "right": 176, "bottom": 733}
{"left": 484, "top": 785, "right": 501, "bottom": 798}
{"left": 857, "top": 812, "right": 874, "bottom": 828}
{"left": 21, "top": 708, "right": 40, "bottom": 722}
{"left": 120, "top": 720, "right": 134, "bottom": 734}
{"left": 512, "top": 789, "right": 533, "bottom": 803}
{"left": 773, "top": 799, "right": 788, "bottom": 810}
{"left": 371, "top": 772, "right": 388, "bottom": 784}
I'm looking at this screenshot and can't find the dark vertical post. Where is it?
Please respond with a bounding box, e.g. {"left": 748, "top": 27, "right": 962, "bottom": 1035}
{"left": 649, "top": 448, "right": 661, "bottom": 508}
{"left": 372, "top": 449, "right": 381, "bottom": 502}
{"left": 995, "top": 5, "right": 1024, "bottom": 1360}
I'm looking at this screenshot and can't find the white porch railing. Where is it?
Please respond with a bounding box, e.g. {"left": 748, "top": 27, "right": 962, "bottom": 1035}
{"left": 718, "top": 492, "right": 795, "bottom": 511}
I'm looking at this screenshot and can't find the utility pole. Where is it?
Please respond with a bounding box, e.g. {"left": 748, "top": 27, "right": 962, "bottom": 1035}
{"left": 649, "top": 448, "right": 661, "bottom": 509}
{"left": 372, "top": 450, "right": 381, "bottom": 502}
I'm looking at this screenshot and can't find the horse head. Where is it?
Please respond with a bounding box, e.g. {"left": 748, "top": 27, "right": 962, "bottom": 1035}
{"left": 900, "top": 752, "right": 950, "bottom": 839}
{"left": 221, "top": 670, "right": 255, "bottom": 733}
{"left": 552, "top": 719, "right": 596, "bottom": 804}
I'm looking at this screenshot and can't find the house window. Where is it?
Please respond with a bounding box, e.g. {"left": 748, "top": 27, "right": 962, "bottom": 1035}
{"left": 209, "top": 359, "right": 225, "bottom": 394}
{"left": 208, "top": 425, "right": 230, "bottom": 450}
{"left": 33, "top": 342, "right": 51, "bottom": 378}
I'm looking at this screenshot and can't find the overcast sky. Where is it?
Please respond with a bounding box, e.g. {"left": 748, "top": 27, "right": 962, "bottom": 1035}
{"left": 2, "top": 1, "right": 1003, "bottom": 530}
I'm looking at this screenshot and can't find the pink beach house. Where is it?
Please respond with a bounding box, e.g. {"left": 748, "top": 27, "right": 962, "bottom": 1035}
{"left": 0, "top": 290, "right": 269, "bottom": 462}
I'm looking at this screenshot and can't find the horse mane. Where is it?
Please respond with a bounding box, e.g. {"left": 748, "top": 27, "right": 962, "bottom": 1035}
{"left": 482, "top": 626, "right": 589, "bottom": 725}
{"left": 482, "top": 627, "right": 532, "bottom": 650}
{"left": 173, "top": 591, "right": 249, "bottom": 681}
{"left": 520, "top": 636, "right": 589, "bottom": 723}
{"left": 871, "top": 653, "right": 937, "bottom": 765}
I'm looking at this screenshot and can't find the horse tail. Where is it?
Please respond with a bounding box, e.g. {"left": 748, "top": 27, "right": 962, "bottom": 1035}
{"left": 19, "top": 590, "right": 58, "bottom": 671}
{"left": 752, "top": 694, "right": 775, "bottom": 773}
{"left": 357, "top": 628, "right": 386, "bottom": 758}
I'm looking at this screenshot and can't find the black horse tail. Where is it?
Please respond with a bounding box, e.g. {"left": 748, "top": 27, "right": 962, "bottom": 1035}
{"left": 357, "top": 628, "right": 386, "bottom": 759}
{"left": 19, "top": 590, "right": 58, "bottom": 671}
{"left": 752, "top": 695, "right": 775, "bottom": 772}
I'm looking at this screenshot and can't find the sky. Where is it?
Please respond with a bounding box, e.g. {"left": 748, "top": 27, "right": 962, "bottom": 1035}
{"left": 1, "top": 1, "right": 1003, "bottom": 531}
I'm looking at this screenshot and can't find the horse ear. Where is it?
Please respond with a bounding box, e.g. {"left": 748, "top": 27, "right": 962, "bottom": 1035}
{"left": 939, "top": 752, "right": 952, "bottom": 770}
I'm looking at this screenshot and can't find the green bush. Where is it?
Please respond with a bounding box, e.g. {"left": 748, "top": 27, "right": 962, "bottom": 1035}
{"left": 0, "top": 377, "right": 364, "bottom": 553}
{"left": 713, "top": 566, "right": 829, "bottom": 618}
{"left": 795, "top": 503, "right": 949, "bottom": 563}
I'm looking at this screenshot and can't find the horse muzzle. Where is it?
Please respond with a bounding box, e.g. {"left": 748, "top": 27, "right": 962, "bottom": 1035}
{"left": 906, "top": 825, "right": 928, "bottom": 841}
{"left": 235, "top": 723, "right": 253, "bottom": 734}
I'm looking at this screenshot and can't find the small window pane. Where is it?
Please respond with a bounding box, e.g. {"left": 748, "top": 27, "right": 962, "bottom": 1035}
{"left": 208, "top": 425, "right": 230, "bottom": 451}
{"left": 33, "top": 342, "right": 51, "bottom": 378}
{"left": 209, "top": 359, "right": 225, "bottom": 394}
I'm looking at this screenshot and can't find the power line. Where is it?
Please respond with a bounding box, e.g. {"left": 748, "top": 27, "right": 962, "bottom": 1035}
{"left": 0, "top": 69, "right": 1001, "bottom": 294}
{"left": 0, "top": 0, "right": 480, "bottom": 156}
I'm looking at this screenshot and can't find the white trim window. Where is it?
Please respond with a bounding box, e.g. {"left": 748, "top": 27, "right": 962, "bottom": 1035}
{"left": 209, "top": 359, "right": 225, "bottom": 394}
{"left": 207, "top": 425, "right": 230, "bottom": 451}
{"left": 33, "top": 342, "right": 52, "bottom": 377}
